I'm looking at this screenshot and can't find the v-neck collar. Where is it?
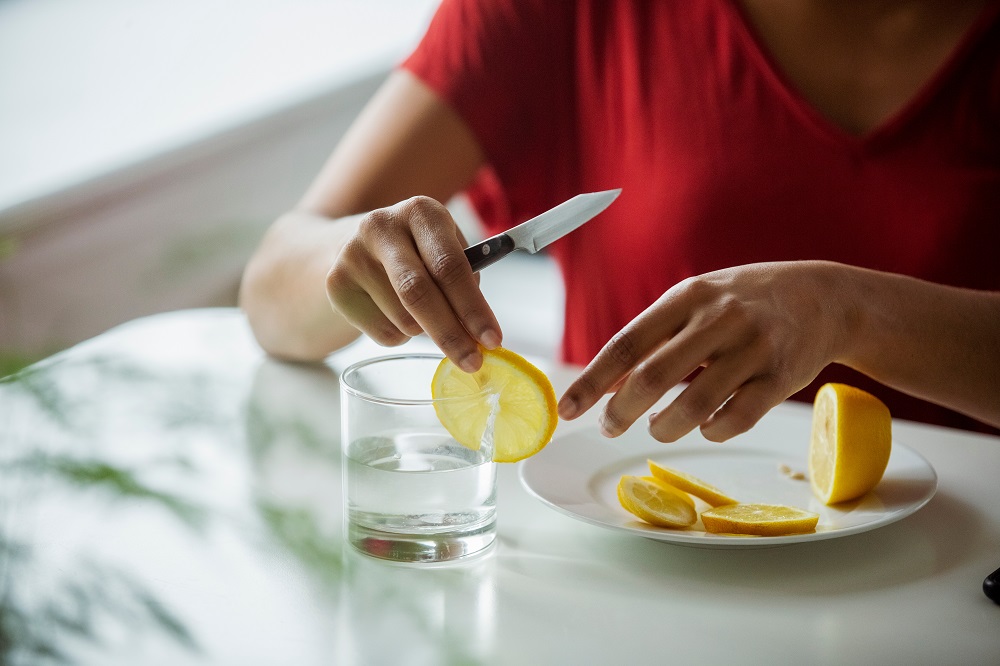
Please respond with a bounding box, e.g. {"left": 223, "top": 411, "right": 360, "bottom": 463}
{"left": 724, "top": 0, "right": 1000, "bottom": 153}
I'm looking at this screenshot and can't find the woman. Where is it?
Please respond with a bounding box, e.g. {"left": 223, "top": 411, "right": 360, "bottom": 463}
{"left": 240, "top": 0, "right": 1000, "bottom": 439}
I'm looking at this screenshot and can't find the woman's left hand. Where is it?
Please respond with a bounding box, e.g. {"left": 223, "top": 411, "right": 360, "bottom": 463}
{"left": 557, "top": 261, "right": 858, "bottom": 442}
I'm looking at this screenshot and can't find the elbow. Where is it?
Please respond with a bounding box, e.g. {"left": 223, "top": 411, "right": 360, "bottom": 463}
{"left": 239, "top": 257, "right": 359, "bottom": 363}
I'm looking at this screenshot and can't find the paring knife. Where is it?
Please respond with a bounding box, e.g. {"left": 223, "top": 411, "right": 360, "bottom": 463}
{"left": 463, "top": 189, "right": 621, "bottom": 273}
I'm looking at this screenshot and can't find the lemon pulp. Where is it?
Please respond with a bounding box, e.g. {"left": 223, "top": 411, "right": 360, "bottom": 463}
{"left": 701, "top": 503, "right": 820, "bottom": 536}
{"left": 617, "top": 475, "right": 697, "bottom": 528}
{"left": 647, "top": 460, "right": 738, "bottom": 507}
{"left": 809, "top": 383, "right": 892, "bottom": 505}
{"left": 431, "top": 348, "right": 558, "bottom": 463}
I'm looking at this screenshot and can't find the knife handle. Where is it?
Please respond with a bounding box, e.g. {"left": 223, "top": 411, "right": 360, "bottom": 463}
{"left": 464, "top": 233, "right": 516, "bottom": 273}
{"left": 986, "top": 566, "right": 1000, "bottom": 604}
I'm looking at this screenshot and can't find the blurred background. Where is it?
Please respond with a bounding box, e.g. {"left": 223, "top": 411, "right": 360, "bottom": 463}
{"left": 0, "top": 0, "right": 563, "bottom": 373}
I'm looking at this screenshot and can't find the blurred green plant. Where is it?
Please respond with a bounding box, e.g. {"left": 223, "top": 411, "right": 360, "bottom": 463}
{"left": 2, "top": 339, "right": 493, "bottom": 664}
{"left": 146, "top": 220, "right": 261, "bottom": 285}
{"left": 0, "top": 354, "right": 213, "bottom": 664}
{"left": 0, "top": 353, "right": 42, "bottom": 380}
{"left": 0, "top": 235, "right": 17, "bottom": 262}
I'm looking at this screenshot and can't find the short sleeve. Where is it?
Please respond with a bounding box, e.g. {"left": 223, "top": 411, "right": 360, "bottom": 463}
{"left": 401, "top": 0, "right": 579, "bottom": 231}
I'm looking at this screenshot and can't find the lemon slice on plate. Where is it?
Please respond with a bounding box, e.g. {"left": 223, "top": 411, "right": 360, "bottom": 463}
{"left": 617, "top": 475, "right": 697, "bottom": 528}
{"left": 809, "top": 383, "right": 892, "bottom": 505}
{"left": 431, "top": 347, "right": 557, "bottom": 463}
{"left": 646, "top": 460, "right": 738, "bottom": 507}
{"left": 701, "top": 503, "right": 819, "bottom": 536}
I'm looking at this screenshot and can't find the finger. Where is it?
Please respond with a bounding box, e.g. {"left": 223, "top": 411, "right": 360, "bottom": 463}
{"left": 356, "top": 262, "right": 423, "bottom": 337}
{"left": 385, "top": 261, "right": 482, "bottom": 370}
{"left": 698, "top": 377, "right": 787, "bottom": 442}
{"left": 597, "top": 325, "right": 726, "bottom": 437}
{"left": 328, "top": 241, "right": 421, "bottom": 338}
{"left": 377, "top": 238, "right": 484, "bottom": 372}
{"left": 407, "top": 197, "right": 502, "bottom": 349}
{"left": 327, "top": 284, "right": 409, "bottom": 347}
{"left": 559, "top": 296, "right": 688, "bottom": 420}
{"left": 647, "top": 353, "right": 757, "bottom": 443}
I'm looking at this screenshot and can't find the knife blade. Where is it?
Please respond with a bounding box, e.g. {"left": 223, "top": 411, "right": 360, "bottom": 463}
{"left": 463, "top": 189, "right": 621, "bottom": 273}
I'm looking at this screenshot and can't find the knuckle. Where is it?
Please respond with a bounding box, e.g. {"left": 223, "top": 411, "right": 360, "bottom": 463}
{"left": 757, "top": 329, "right": 786, "bottom": 366}
{"left": 715, "top": 293, "right": 743, "bottom": 319}
{"left": 674, "top": 391, "right": 717, "bottom": 425}
{"left": 333, "top": 238, "right": 369, "bottom": 274}
{"left": 708, "top": 293, "right": 749, "bottom": 331}
{"left": 428, "top": 251, "right": 468, "bottom": 288}
{"left": 395, "top": 270, "right": 431, "bottom": 308}
{"left": 677, "top": 274, "right": 711, "bottom": 300}
{"left": 605, "top": 330, "right": 641, "bottom": 368}
{"left": 325, "top": 264, "right": 347, "bottom": 295}
{"left": 601, "top": 406, "right": 627, "bottom": 432}
{"left": 710, "top": 404, "right": 757, "bottom": 441}
{"left": 754, "top": 327, "right": 783, "bottom": 352}
{"left": 754, "top": 338, "right": 794, "bottom": 387}
{"left": 730, "top": 410, "right": 760, "bottom": 436}
{"left": 371, "top": 327, "right": 408, "bottom": 347}
{"left": 359, "top": 207, "right": 395, "bottom": 236}
{"left": 405, "top": 195, "right": 443, "bottom": 214}
{"left": 434, "top": 329, "right": 471, "bottom": 356}
{"left": 397, "top": 316, "right": 423, "bottom": 337}
{"left": 569, "top": 372, "right": 604, "bottom": 403}
{"left": 630, "top": 362, "right": 668, "bottom": 400}
{"left": 647, "top": 419, "right": 676, "bottom": 443}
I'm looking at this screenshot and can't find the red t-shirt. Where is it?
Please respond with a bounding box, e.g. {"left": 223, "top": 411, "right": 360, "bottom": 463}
{"left": 403, "top": 0, "right": 1000, "bottom": 434}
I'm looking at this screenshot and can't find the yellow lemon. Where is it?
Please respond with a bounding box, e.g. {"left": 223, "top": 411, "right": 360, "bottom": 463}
{"left": 617, "top": 475, "right": 697, "bottom": 528}
{"left": 809, "top": 383, "right": 892, "bottom": 505}
{"left": 641, "top": 476, "right": 699, "bottom": 505}
{"left": 431, "top": 347, "right": 557, "bottom": 463}
{"left": 701, "top": 504, "right": 819, "bottom": 536}
{"left": 647, "top": 460, "right": 738, "bottom": 507}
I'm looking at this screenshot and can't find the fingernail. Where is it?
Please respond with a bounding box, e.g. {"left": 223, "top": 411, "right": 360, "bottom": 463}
{"left": 558, "top": 396, "right": 577, "bottom": 420}
{"left": 648, "top": 411, "right": 658, "bottom": 423}
{"left": 480, "top": 328, "right": 502, "bottom": 350}
{"left": 458, "top": 351, "right": 482, "bottom": 373}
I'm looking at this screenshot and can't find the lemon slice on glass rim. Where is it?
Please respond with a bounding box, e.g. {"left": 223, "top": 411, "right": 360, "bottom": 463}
{"left": 431, "top": 347, "right": 558, "bottom": 463}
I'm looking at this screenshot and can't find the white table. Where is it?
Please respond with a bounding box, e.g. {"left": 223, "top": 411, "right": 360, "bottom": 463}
{"left": 2, "top": 308, "right": 997, "bottom": 665}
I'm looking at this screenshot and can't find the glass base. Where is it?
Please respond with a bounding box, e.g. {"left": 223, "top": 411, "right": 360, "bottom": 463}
{"left": 348, "top": 520, "right": 497, "bottom": 563}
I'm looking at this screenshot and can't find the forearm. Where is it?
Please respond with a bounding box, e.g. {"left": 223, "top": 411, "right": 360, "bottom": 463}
{"left": 239, "top": 209, "right": 362, "bottom": 361}
{"left": 838, "top": 264, "right": 1000, "bottom": 427}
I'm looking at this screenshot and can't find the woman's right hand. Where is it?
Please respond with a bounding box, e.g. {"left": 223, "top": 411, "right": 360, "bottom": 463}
{"left": 325, "top": 195, "right": 502, "bottom": 372}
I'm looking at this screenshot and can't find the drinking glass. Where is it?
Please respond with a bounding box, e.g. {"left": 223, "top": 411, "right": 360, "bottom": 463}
{"left": 340, "top": 354, "right": 497, "bottom": 563}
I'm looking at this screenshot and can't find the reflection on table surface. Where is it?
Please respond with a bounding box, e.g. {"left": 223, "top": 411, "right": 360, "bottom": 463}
{"left": 1, "top": 308, "right": 998, "bottom": 665}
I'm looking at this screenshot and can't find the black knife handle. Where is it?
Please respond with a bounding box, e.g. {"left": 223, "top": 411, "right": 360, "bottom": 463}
{"left": 464, "top": 233, "right": 516, "bottom": 273}
{"left": 985, "top": 566, "right": 1000, "bottom": 604}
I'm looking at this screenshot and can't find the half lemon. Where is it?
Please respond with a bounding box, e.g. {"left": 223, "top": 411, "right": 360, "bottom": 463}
{"left": 809, "top": 383, "right": 892, "bottom": 505}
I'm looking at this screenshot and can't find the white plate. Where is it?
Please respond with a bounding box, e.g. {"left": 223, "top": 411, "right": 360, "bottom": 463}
{"left": 519, "top": 426, "right": 937, "bottom": 549}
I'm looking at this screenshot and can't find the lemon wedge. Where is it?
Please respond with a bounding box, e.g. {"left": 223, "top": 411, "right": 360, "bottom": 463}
{"left": 431, "top": 347, "right": 557, "bottom": 463}
{"left": 809, "top": 383, "right": 892, "bottom": 505}
{"left": 617, "top": 475, "right": 697, "bottom": 528}
{"left": 701, "top": 503, "right": 819, "bottom": 536}
{"left": 647, "top": 460, "right": 738, "bottom": 507}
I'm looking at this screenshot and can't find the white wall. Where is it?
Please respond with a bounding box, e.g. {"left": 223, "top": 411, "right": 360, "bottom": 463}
{"left": 0, "top": 0, "right": 563, "bottom": 364}
{"left": 0, "top": 0, "right": 440, "bottom": 359}
{"left": 0, "top": 75, "right": 384, "bottom": 358}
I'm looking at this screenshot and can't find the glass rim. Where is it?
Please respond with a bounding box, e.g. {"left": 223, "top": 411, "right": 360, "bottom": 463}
{"left": 339, "top": 353, "right": 489, "bottom": 406}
